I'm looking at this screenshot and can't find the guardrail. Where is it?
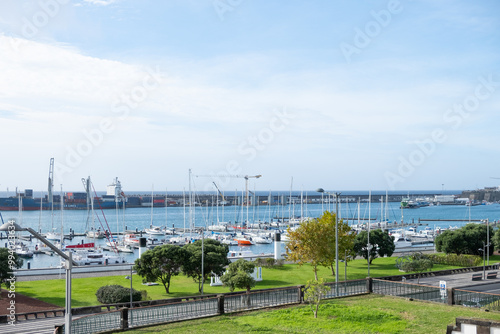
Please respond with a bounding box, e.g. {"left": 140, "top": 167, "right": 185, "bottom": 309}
{"left": 40, "top": 273, "right": 500, "bottom": 333}
{"left": 54, "top": 281, "right": 370, "bottom": 333}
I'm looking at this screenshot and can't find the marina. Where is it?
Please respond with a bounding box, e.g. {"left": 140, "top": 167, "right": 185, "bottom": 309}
{"left": 2, "top": 190, "right": 500, "bottom": 270}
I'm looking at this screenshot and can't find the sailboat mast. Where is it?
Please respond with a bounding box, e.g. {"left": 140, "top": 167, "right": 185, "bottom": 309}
{"left": 150, "top": 184, "right": 154, "bottom": 227}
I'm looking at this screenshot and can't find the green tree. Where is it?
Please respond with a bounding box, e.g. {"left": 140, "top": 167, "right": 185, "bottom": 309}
{"left": 183, "top": 239, "right": 230, "bottom": 293}
{"left": 134, "top": 244, "right": 187, "bottom": 294}
{"left": 303, "top": 278, "right": 331, "bottom": 318}
{"left": 221, "top": 259, "right": 256, "bottom": 307}
{"left": 353, "top": 229, "right": 395, "bottom": 264}
{"left": 315, "top": 211, "right": 355, "bottom": 277}
{"left": 435, "top": 223, "right": 493, "bottom": 256}
{"left": 399, "top": 253, "right": 433, "bottom": 284}
{"left": 0, "top": 248, "right": 23, "bottom": 290}
{"left": 221, "top": 259, "right": 256, "bottom": 293}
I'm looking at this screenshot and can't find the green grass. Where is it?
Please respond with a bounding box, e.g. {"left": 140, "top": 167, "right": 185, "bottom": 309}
{"left": 123, "top": 294, "right": 500, "bottom": 334}
{"left": 14, "top": 255, "right": 474, "bottom": 308}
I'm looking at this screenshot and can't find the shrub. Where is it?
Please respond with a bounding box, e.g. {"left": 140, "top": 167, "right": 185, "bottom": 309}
{"left": 253, "top": 258, "right": 267, "bottom": 267}
{"left": 95, "top": 285, "right": 142, "bottom": 304}
{"left": 265, "top": 258, "right": 276, "bottom": 268}
{"left": 427, "top": 253, "right": 482, "bottom": 267}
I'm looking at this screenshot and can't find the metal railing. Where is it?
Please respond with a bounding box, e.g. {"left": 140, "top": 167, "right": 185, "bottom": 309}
{"left": 224, "top": 286, "right": 300, "bottom": 313}
{"left": 454, "top": 289, "right": 500, "bottom": 310}
{"left": 372, "top": 279, "right": 446, "bottom": 304}
{"left": 69, "top": 310, "right": 122, "bottom": 334}
{"left": 324, "top": 279, "right": 367, "bottom": 299}
{"left": 130, "top": 297, "right": 219, "bottom": 327}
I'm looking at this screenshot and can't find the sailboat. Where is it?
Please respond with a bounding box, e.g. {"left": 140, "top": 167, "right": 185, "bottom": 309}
{"left": 64, "top": 177, "right": 126, "bottom": 265}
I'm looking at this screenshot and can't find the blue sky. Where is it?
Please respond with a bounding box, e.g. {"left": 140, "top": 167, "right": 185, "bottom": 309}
{"left": 0, "top": 0, "right": 499, "bottom": 193}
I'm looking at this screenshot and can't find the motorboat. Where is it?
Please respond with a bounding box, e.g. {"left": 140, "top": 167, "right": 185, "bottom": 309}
{"left": 124, "top": 234, "right": 140, "bottom": 246}
{"left": 15, "top": 243, "right": 33, "bottom": 258}
{"left": 145, "top": 225, "right": 164, "bottom": 235}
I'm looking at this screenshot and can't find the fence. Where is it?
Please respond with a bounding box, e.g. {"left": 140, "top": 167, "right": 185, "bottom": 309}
{"left": 130, "top": 297, "right": 219, "bottom": 327}
{"left": 454, "top": 289, "right": 500, "bottom": 310}
{"left": 324, "top": 279, "right": 367, "bottom": 299}
{"left": 372, "top": 279, "right": 447, "bottom": 304}
{"left": 224, "top": 286, "right": 300, "bottom": 313}
{"left": 54, "top": 277, "right": 500, "bottom": 333}
{"left": 70, "top": 311, "right": 122, "bottom": 334}
{"left": 56, "top": 281, "right": 369, "bottom": 333}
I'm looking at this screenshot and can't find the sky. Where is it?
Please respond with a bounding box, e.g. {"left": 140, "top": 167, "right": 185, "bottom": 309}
{"left": 0, "top": 0, "right": 499, "bottom": 193}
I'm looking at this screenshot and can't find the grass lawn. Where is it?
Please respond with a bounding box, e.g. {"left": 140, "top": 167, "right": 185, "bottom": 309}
{"left": 123, "top": 294, "right": 500, "bottom": 334}
{"left": 14, "top": 255, "right": 475, "bottom": 308}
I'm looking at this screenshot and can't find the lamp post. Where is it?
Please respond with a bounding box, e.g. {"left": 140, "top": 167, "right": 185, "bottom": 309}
{"left": 479, "top": 241, "right": 490, "bottom": 280}
{"left": 316, "top": 188, "right": 340, "bottom": 296}
{"left": 200, "top": 227, "right": 205, "bottom": 295}
{"left": 363, "top": 243, "right": 378, "bottom": 278}
{"left": 344, "top": 249, "right": 348, "bottom": 282}
{"left": 124, "top": 266, "right": 136, "bottom": 309}
{"left": 487, "top": 219, "right": 490, "bottom": 265}
{"left": 0, "top": 220, "right": 76, "bottom": 334}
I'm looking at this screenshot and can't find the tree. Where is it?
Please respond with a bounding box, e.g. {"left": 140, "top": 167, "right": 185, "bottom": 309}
{"left": 353, "top": 229, "right": 395, "bottom": 264}
{"left": 134, "top": 244, "right": 187, "bottom": 294}
{"left": 0, "top": 248, "right": 23, "bottom": 291}
{"left": 221, "top": 259, "right": 256, "bottom": 307}
{"left": 183, "top": 239, "right": 230, "bottom": 293}
{"left": 286, "top": 211, "right": 355, "bottom": 280}
{"left": 285, "top": 216, "right": 329, "bottom": 280}
{"left": 399, "top": 253, "right": 433, "bottom": 284}
{"left": 221, "top": 259, "right": 256, "bottom": 293}
{"left": 303, "top": 278, "right": 331, "bottom": 318}
{"left": 436, "top": 223, "right": 493, "bottom": 256}
{"left": 318, "top": 212, "right": 355, "bottom": 276}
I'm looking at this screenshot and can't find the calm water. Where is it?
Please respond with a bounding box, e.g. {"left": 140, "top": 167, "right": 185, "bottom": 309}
{"left": 3, "top": 200, "right": 499, "bottom": 269}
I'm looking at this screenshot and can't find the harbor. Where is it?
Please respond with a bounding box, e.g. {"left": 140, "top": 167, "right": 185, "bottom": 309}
{"left": 2, "top": 191, "right": 500, "bottom": 270}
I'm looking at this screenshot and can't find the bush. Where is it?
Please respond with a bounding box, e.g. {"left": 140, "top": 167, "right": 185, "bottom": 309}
{"left": 253, "top": 258, "right": 267, "bottom": 267}
{"left": 95, "top": 285, "right": 142, "bottom": 304}
{"left": 265, "top": 258, "right": 276, "bottom": 268}
{"left": 427, "top": 253, "right": 482, "bottom": 267}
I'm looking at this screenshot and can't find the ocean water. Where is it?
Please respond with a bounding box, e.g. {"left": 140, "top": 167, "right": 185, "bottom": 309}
{"left": 3, "top": 200, "right": 499, "bottom": 269}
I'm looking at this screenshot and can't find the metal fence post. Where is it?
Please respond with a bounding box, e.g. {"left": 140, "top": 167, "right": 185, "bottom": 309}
{"left": 217, "top": 295, "right": 225, "bottom": 315}
{"left": 447, "top": 288, "right": 455, "bottom": 306}
{"left": 121, "top": 307, "right": 129, "bottom": 330}
{"left": 299, "top": 285, "right": 305, "bottom": 303}
{"left": 366, "top": 278, "right": 373, "bottom": 293}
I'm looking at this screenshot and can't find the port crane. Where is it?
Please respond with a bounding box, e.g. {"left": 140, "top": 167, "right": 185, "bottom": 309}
{"left": 194, "top": 174, "right": 262, "bottom": 225}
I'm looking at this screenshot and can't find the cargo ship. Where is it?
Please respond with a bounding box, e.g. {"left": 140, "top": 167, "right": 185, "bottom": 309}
{"left": 0, "top": 178, "right": 125, "bottom": 211}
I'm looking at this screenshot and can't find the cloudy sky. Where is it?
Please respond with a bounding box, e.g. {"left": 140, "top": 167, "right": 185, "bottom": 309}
{"left": 0, "top": 0, "right": 499, "bottom": 193}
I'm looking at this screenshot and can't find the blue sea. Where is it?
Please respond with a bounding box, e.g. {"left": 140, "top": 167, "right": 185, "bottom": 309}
{"left": 3, "top": 197, "right": 499, "bottom": 269}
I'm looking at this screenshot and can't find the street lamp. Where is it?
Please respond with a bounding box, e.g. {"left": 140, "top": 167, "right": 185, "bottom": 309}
{"left": 363, "top": 243, "right": 378, "bottom": 278}
{"left": 124, "top": 266, "right": 137, "bottom": 309}
{"left": 0, "top": 220, "right": 76, "bottom": 334}
{"left": 316, "top": 188, "right": 341, "bottom": 296}
{"left": 479, "top": 242, "right": 490, "bottom": 280}
{"left": 199, "top": 227, "right": 205, "bottom": 295}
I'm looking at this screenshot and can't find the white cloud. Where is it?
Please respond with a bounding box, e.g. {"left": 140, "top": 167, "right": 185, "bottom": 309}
{"left": 82, "top": 0, "right": 120, "bottom": 6}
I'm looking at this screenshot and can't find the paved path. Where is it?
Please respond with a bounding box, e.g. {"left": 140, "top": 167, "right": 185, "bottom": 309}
{"left": 0, "top": 316, "right": 62, "bottom": 334}
{"left": 402, "top": 269, "right": 500, "bottom": 292}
